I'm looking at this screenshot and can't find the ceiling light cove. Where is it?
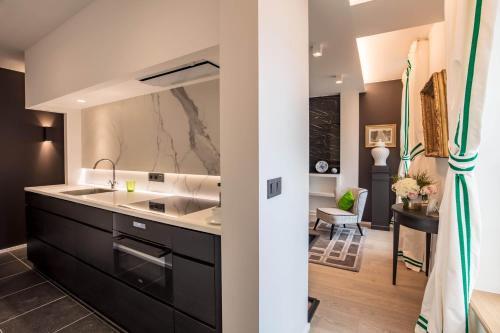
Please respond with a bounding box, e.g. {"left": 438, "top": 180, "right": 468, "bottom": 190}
{"left": 356, "top": 24, "right": 433, "bottom": 84}
{"left": 349, "top": 0, "right": 374, "bottom": 6}
{"left": 76, "top": 99, "right": 87, "bottom": 103}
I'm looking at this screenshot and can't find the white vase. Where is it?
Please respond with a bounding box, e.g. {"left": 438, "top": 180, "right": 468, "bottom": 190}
{"left": 371, "top": 140, "right": 389, "bottom": 166}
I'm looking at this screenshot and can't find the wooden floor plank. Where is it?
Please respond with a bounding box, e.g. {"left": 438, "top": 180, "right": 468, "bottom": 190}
{"left": 309, "top": 228, "right": 427, "bottom": 333}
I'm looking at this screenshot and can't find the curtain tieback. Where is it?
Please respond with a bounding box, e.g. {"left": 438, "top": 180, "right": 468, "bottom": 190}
{"left": 448, "top": 150, "right": 478, "bottom": 174}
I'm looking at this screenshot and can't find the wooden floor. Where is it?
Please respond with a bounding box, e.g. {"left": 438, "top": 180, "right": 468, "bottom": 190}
{"left": 309, "top": 227, "right": 427, "bottom": 333}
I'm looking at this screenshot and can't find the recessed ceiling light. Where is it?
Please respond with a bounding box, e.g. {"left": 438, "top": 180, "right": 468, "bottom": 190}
{"left": 76, "top": 99, "right": 86, "bottom": 103}
{"left": 311, "top": 43, "right": 323, "bottom": 57}
{"left": 336, "top": 80, "right": 343, "bottom": 84}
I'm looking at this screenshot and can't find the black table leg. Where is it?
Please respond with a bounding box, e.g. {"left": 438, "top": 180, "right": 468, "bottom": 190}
{"left": 393, "top": 219, "right": 400, "bottom": 285}
{"left": 426, "top": 233, "right": 431, "bottom": 277}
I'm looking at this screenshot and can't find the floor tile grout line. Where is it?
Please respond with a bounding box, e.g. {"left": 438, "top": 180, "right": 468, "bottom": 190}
{"left": 0, "top": 295, "right": 67, "bottom": 325}
{"left": 11, "top": 256, "right": 94, "bottom": 316}
{"left": 51, "top": 311, "right": 95, "bottom": 333}
{"left": 0, "top": 270, "right": 30, "bottom": 282}
{"left": 10, "top": 251, "right": 30, "bottom": 270}
{"left": 0, "top": 253, "right": 19, "bottom": 266}
{"left": 39, "top": 275, "right": 96, "bottom": 315}
{"left": 6, "top": 251, "right": 117, "bottom": 331}
{"left": 9, "top": 253, "right": 27, "bottom": 261}
{"left": 0, "top": 281, "right": 48, "bottom": 300}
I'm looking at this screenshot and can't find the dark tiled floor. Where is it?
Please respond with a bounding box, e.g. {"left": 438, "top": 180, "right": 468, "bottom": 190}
{"left": 0, "top": 247, "right": 118, "bottom": 333}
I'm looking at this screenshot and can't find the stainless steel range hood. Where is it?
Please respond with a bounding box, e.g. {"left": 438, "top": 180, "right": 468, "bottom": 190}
{"left": 139, "top": 61, "right": 219, "bottom": 87}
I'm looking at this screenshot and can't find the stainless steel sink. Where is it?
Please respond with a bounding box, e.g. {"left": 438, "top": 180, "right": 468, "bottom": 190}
{"left": 61, "top": 188, "right": 116, "bottom": 196}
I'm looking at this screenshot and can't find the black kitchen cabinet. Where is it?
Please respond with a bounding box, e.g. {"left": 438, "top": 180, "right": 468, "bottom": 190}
{"left": 175, "top": 311, "right": 216, "bottom": 333}
{"left": 25, "top": 192, "right": 222, "bottom": 333}
{"left": 28, "top": 237, "right": 175, "bottom": 333}
{"left": 27, "top": 207, "right": 113, "bottom": 273}
{"left": 173, "top": 255, "right": 216, "bottom": 326}
{"left": 26, "top": 192, "right": 112, "bottom": 231}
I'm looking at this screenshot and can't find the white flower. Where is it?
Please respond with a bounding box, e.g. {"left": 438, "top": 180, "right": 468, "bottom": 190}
{"left": 392, "top": 178, "right": 420, "bottom": 198}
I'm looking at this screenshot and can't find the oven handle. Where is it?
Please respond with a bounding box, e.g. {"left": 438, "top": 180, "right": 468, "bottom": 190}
{"left": 113, "top": 242, "right": 172, "bottom": 268}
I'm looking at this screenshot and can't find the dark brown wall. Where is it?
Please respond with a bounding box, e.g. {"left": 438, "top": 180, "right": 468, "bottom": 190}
{"left": 0, "top": 68, "right": 65, "bottom": 249}
{"left": 359, "top": 80, "right": 402, "bottom": 222}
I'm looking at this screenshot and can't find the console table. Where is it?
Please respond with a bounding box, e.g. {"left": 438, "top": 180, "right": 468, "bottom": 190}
{"left": 392, "top": 203, "right": 439, "bottom": 285}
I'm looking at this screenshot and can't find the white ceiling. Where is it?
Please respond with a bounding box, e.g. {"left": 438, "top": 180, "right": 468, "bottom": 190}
{"left": 0, "top": 0, "right": 93, "bottom": 71}
{"left": 357, "top": 24, "right": 434, "bottom": 83}
{"left": 309, "top": 0, "right": 444, "bottom": 97}
{"left": 0, "top": 0, "right": 444, "bottom": 107}
{"left": 33, "top": 46, "right": 220, "bottom": 113}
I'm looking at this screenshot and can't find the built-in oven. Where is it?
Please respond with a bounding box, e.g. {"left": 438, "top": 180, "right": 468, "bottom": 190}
{"left": 112, "top": 231, "right": 173, "bottom": 305}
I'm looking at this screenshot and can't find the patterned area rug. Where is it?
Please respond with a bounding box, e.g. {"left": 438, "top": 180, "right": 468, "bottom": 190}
{"left": 308, "top": 221, "right": 367, "bottom": 272}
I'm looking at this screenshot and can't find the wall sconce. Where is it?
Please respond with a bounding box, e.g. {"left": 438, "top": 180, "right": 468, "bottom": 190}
{"left": 311, "top": 43, "right": 323, "bottom": 57}
{"left": 42, "top": 126, "right": 56, "bottom": 142}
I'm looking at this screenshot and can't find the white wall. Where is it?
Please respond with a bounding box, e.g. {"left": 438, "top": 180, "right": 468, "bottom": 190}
{"left": 25, "top": 0, "right": 218, "bottom": 108}
{"left": 411, "top": 22, "right": 448, "bottom": 199}
{"left": 220, "top": 0, "right": 309, "bottom": 332}
{"left": 220, "top": 0, "right": 259, "bottom": 330}
{"left": 258, "top": 0, "right": 309, "bottom": 331}
{"left": 428, "top": 22, "right": 446, "bottom": 74}
{"left": 340, "top": 89, "right": 360, "bottom": 191}
{"left": 65, "top": 110, "right": 82, "bottom": 185}
{"left": 475, "top": 7, "right": 500, "bottom": 293}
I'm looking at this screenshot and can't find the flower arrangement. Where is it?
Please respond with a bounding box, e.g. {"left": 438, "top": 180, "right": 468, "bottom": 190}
{"left": 392, "top": 171, "right": 437, "bottom": 210}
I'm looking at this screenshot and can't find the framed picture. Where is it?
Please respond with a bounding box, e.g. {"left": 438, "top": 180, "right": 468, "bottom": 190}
{"left": 365, "top": 124, "right": 397, "bottom": 148}
{"left": 420, "top": 70, "right": 449, "bottom": 158}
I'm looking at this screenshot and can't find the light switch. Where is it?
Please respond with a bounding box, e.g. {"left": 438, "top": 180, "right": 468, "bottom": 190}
{"left": 267, "top": 177, "right": 282, "bottom": 199}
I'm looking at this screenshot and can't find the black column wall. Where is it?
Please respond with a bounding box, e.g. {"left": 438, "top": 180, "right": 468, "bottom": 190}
{"left": 0, "top": 67, "right": 65, "bottom": 249}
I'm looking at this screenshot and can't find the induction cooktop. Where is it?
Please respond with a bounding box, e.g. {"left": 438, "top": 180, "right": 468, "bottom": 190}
{"left": 121, "top": 196, "right": 218, "bottom": 218}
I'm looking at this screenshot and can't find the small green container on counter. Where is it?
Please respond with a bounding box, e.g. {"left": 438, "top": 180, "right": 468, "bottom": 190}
{"left": 125, "top": 180, "right": 136, "bottom": 192}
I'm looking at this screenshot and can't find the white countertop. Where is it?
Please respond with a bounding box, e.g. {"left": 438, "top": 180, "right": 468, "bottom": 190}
{"left": 25, "top": 184, "right": 222, "bottom": 235}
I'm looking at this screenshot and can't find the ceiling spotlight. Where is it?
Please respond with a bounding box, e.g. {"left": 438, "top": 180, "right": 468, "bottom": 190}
{"left": 311, "top": 43, "right": 323, "bottom": 57}
{"left": 335, "top": 74, "right": 344, "bottom": 84}
{"left": 76, "top": 99, "right": 86, "bottom": 103}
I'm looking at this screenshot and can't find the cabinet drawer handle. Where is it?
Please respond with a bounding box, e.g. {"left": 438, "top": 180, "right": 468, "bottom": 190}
{"left": 132, "top": 221, "right": 146, "bottom": 230}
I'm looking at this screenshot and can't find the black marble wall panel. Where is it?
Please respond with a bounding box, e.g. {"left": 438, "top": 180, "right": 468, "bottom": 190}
{"left": 309, "top": 95, "right": 340, "bottom": 173}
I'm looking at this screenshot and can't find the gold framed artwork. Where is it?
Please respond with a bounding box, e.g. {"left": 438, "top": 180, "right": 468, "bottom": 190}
{"left": 365, "top": 124, "right": 397, "bottom": 148}
{"left": 420, "top": 69, "right": 449, "bottom": 158}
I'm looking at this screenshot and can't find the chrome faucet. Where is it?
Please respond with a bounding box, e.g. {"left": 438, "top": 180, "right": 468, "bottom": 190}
{"left": 93, "top": 158, "right": 117, "bottom": 189}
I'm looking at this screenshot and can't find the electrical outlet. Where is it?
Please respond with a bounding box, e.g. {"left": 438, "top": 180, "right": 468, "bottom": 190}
{"left": 148, "top": 173, "right": 165, "bottom": 182}
{"left": 267, "top": 177, "right": 282, "bottom": 199}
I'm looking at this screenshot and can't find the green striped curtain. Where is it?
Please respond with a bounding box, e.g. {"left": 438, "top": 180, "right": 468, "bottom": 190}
{"left": 416, "top": 0, "right": 498, "bottom": 332}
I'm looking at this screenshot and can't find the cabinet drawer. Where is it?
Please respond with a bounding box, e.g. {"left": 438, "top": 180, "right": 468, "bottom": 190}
{"left": 173, "top": 255, "right": 215, "bottom": 326}
{"left": 175, "top": 311, "right": 215, "bottom": 333}
{"left": 27, "top": 207, "right": 113, "bottom": 273}
{"left": 29, "top": 239, "right": 174, "bottom": 333}
{"left": 113, "top": 213, "right": 173, "bottom": 246}
{"left": 173, "top": 228, "right": 215, "bottom": 264}
{"left": 75, "top": 259, "right": 174, "bottom": 333}
{"left": 27, "top": 207, "right": 77, "bottom": 256}
{"left": 27, "top": 237, "right": 76, "bottom": 290}
{"left": 26, "top": 192, "right": 112, "bottom": 231}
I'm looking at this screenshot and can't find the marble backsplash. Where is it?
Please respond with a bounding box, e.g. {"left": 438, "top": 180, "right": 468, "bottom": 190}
{"left": 80, "top": 168, "right": 220, "bottom": 201}
{"left": 82, "top": 79, "right": 220, "bottom": 175}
